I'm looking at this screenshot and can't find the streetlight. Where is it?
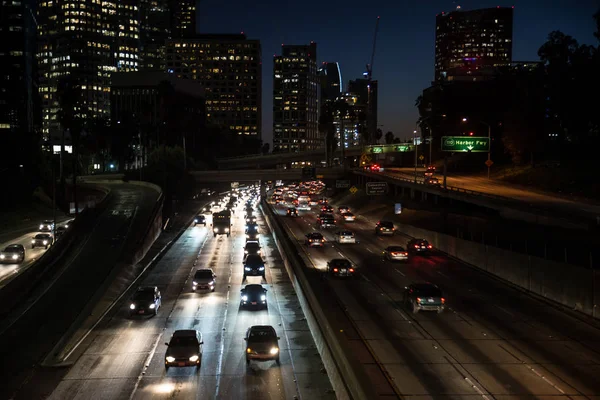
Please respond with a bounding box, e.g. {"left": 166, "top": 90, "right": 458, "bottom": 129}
{"left": 461, "top": 117, "right": 491, "bottom": 179}
{"left": 413, "top": 129, "right": 418, "bottom": 183}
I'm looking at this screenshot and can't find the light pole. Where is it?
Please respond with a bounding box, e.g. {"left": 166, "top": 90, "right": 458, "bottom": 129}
{"left": 413, "top": 129, "right": 418, "bottom": 183}
{"left": 462, "top": 117, "right": 491, "bottom": 179}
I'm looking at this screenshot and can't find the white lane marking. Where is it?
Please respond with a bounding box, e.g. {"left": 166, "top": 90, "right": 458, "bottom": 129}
{"left": 437, "top": 271, "right": 449, "bottom": 278}
{"left": 214, "top": 274, "right": 231, "bottom": 397}
{"left": 366, "top": 248, "right": 374, "bottom": 253}
{"left": 337, "top": 251, "right": 344, "bottom": 257}
{"left": 362, "top": 275, "right": 371, "bottom": 283}
{"left": 128, "top": 332, "right": 164, "bottom": 400}
{"left": 464, "top": 376, "right": 492, "bottom": 400}
{"left": 494, "top": 304, "right": 514, "bottom": 317}
{"left": 395, "top": 269, "right": 405, "bottom": 277}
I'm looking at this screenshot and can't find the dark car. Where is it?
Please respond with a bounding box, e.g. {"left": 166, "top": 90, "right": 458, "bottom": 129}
{"left": 193, "top": 215, "right": 206, "bottom": 226}
{"left": 246, "top": 231, "right": 259, "bottom": 241}
{"left": 243, "top": 254, "right": 266, "bottom": 280}
{"left": 286, "top": 207, "right": 298, "bottom": 217}
{"left": 407, "top": 238, "right": 433, "bottom": 254}
{"left": 305, "top": 232, "right": 325, "bottom": 247}
{"left": 0, "top": 244, "right": 25, "bottom": 264}
{"left": 244, "top": 241, "right": 262, "bottom": 257}
{"left": 129, "top": 286, "right": 162, "bottom": 316}
{"left": 164, "top": 330, "right": 203, "bottom": 370}
{"left": 240, "top": 284, "right": 268, "bottom": 309}
{"left": 320, "top": 205, "right": 334, "bottom": 213}
{"left": 31, "top": 233, "right": 53, "bottom": 249}
{"left": 424, "top": 166, "right": 436, "bottom": 177}
{"left": 318, "top": 198, "right": 329, "bottom": 206}
{"left": 327, "top": 259, "right": 355, "bottom": 278}
{"left": 403, "top": 283, "right": 445, "bottom": 313}
{"left": 54, "top": 226, "right": 67, "bottom": 239}
{"left": 245, "top": 222, "right": 259, "bottom": 234}
{"left": 382, "top": 246, "right": 409, "bottom": 261}
{"left": 424, "top": 177, "right": 440, "bottom": 186}
{"left": 244, "top": 325, "right": 280, "bottom": 365}
{"left": 316, "top": 214, "right": 336, "bottom": 229}
{"left": 192, "top": 268, "right": 217, "bottom": 291}
{"left": 375, "top": 221, "right": 395, "bottom": 236}
{"left": 338, "top": 206, "right": 350, "bottom": 214}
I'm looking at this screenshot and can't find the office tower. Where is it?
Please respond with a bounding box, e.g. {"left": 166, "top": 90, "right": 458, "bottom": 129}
{"left": 0, "top": 0, "right": 38, "bottom": 136}
{"left": 334, "top": 92, "right": 363, "bottom": 148}
{"left": 140, "top": 0, "right": 171, "bottom": 71}
{"left": 348, "top": 78, "right": 378, "bottom": 144}
{"left": 165, "top": 34, "right": 261, "bottom": 137}
{"left": 37, "top": 0, "right": 141, "bottom": 142}
{"left": 273, "top": 42, "right": 319, "bottom": 153}
{"left": 435, "top": 6, "right": 513, "bottom": 81}
{"left": 170, "top": 0, "right": 196, "bottom": 38}
{"left": 318, "top": 62, "right": 342, "bottom": 103}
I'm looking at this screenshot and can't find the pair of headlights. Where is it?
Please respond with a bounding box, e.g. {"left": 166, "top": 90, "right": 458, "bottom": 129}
{"left": 241, "top": 295, "right": 266, "bottom": 301}
{"left": 165, "top": 355, "right": 198, "bottom": 363}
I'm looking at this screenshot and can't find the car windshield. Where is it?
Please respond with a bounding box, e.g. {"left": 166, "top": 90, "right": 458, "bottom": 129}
{"left": 245, "top": 255, "right": 263, "bottom": 265}
{"left": 414, "top": 286, "right": 442, "bottom": 297}
{"left": 35, "top": 234, "right": 50, "bottom": 239}
{"left": 133, "top": 293, "right": 154, "bottom": 302}
{"left": 339, "top": 231, "right": 353, "bottom": 236}
{"left": 244, "top": 285, "right": 263, "bottom": 294}
{"left": 170, "top": 337, "right": 198, "bottom": 347}
{"left": 4, "top": 246, "right": 22, "bottom": 252}
{"left": 379, "top": 222, "right": 393, "bottom": 228}
{"left": 249, "top": 330, "right": 275, "bottom": 341}
{"left": 194, "top": 270, "right": 213, "bottom": 279}
{"left": 196, "top": 215, "right": 204, "bottom": 219}
{"left": 331, "top": 259, "right": 350, "bottom": 267}
{"left": 388, "top": 246, "right": 405, "bottom": 251}
{"left": 309, "top": 233, "right": 322, "bottom": 239}
{"left": 246, "top": 243, "right": 259, "bottom": 250}
{"left": 43, "top": 221, "right": 53, "bottom": 224}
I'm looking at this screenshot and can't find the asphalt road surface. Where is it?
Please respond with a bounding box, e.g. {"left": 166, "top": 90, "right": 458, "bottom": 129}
{"left": 386, "top": 167, "right": 600, "bottom": 218}
{"left": 44, "top": 197, "right": 334, "bottom": 399}
{"left": 274, "top": 201, "right": 600, "bottom": 399}
{"left": 0, "top": 183, "right": 160, "bottom": 399}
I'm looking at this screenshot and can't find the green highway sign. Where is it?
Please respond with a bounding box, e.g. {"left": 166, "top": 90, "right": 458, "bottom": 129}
{"left": 365, "top": 144, "right": 412, "bottom": 154}
{"left": 441, "top": 136, "right": 490, "bottom": 152}
{"left": 394, "top": 145, "right": 409, "bottom": 152}
{"left": 371, "top": 147, "right": 383, "bottom": 153}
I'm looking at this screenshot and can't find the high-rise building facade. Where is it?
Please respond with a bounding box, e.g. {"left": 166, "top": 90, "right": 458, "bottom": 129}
{"left": 318, "top": 62, "right": 342, "bottom": 103}
{"left": 0, "top": 0, "right": 38, "bottom": 136}
{"left": 165, "top": 34, "right": 261, "bottom": 137}
{"left": 334, "top": 92, "right": 363, "bottom": 148}
{"left": 170, "top": 0, "right": 196, "bottom": 38}
{"left": 37, "top": 0, "right": 141, "bottom": 142}
{"left": 348, "top": 78, "right": 377, "bottom": 144}
{"left": 140, "top": 0, "right": 171, "bottom": 71}
{"left": 273, "top": 42, "right": 319, "bottom": 153}
{"left": 435, "top": 6, "right": 513, "bottom": 81}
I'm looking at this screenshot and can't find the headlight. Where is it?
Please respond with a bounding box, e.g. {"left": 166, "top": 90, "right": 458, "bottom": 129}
{"left": 244, "top": 267, "right": 251, "bottom": 271}
{"left": 213, "top": 228, "right": 218, "bottom": 232}
{"left": 189, "top": 355, "right": 199, "bottom": 362}
{"left": 0, "top": 255, "right": 4, "bottom": 259}
{"left": 166, "top": 356, "right": 175, "bottom": 363}
{"left": 31, "top": 240, "right": 35, "bottom": 244}
{"left": 149, "top": 304, "right": 156, "bottom": 309}
{"left": 269, "top": 347, "right": 279, "bottom": 355}
{"left": 65, "top": 224, "right": 69, "bottom": 228}
{"left": 194, "top": 219, "right": 198, "bottom": 223}
{"left": 244, "top": 250, "right": 248, "bottom": 254}
{"left": 225, "top": 228, "right": 229, "bottom": 232}
{"left": 246, "top": 234, "right": 250, "bottom": 238}
{"left": 39, "top": 225, "right": 44, "bottom": 230}
{"left": 208, "top": 280, "right": 214, "bottom": 285}
{"left": 12, "top": 254, "right": 18, "bottom": 260}
{"left": 259, "top": 266, "right": 265, "bottom": 271}
{"left": 42, "top": 240, "right": 48, "bottom": 245}
{"left": 241, "top": 295, "right": 248, "bottom": 301}
{"left": 130, "top": 304, "right": 136, "bottom": 310}
{"left": 193, "top": 281, "right": 197, "bottom": 285}
{"left": 260, "top": 295, "right": 266, "bottom": 301}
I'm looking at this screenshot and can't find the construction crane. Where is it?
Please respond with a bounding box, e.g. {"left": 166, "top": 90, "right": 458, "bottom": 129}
{"left": 364, "top": 16, "right": 380, "bottom": 144}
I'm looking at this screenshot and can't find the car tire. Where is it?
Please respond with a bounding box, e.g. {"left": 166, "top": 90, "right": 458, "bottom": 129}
{"left": 213, "top": 233, "right": 217, "bottom": 238}
{"left": 45, "top": 245, "right": 48, "bottom": 249}
{"left": 31, "top": 245, "right": 35, "bottom": 249}
{"left": 275, "top": 357, "right": 280, "bottom": 365}
{"left": 246, "top": 358, "right": 250, "bottom": 366}
{"left": 242, "top": 275, "right": 247, "bottom": 281}
{"left": 211, "top": 287, "right": 215, "bottom": 292}
{"left": 165, "top": 365, "right": 169, "bottom": 371}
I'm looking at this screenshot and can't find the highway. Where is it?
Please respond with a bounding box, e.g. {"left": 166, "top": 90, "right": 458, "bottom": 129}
{"left": 273, "top": 198, "right": 600, "bottom": 398}
{"left": 44, "top": 194, "right": 334, "bottom": 399}
{"left": 0, "top": 183, "right": 161, "bottom": 400}
{"left": 385, "top": 167, "right": 600, "bottom": 217}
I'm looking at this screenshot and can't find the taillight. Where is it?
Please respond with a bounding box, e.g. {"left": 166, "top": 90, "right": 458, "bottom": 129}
{"left": 391, "top": 252, "right": 398, "bottom": 256}
{"left": 403, "top": 252, "right": 408, "bottom": 256}
{"left": 349, "top": 268, "right": 355, "bottom": 272}
{"left": 441, "top": 298, "right": 445, "bottom": 304}
{"left": 333, "top": 268, "right": 338, "bottom": 272}
{"left": 428, "top": 245, "right": 433, "bottom": 248}
{"left": 321, "top": 239, "right": 325, "bottom": 242}
{"left": 416, "top": 297, "right": 421, "bottom": 303}
{"left": 414, "top": 244, "right": 419, "bottom": 248}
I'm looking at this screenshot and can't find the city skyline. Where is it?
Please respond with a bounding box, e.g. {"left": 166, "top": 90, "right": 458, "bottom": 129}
{"left": 197, "top": 0, "right": 599, "bottom": 144}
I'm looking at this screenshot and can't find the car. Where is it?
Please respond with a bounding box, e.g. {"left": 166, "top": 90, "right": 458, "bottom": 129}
{"left": 286, "top": 207, "right": 298, "bottom": 217}
{"left": 246, "top": 231, "right": 259, "bottom": 241}
{"left": 316, "top": 214, "right": 336, "bottom": 228}
{"left": 244, "top": 325, "right": 280, "bottom": 365}
{"left": 39, "top": 220, "right": 54, "bottom": 232}
{"left": 407, "top": 238, "right": 433, "bottom": 253}
{"left": 335, "top": 231, "right": 356, "bottom": 244}
{"left": 129, "top": 286, "right": 162, "bottom": 316}
{"left": 243, "top": 254, "right": 266, "bottom": 280}
{"left": 320, "top": 205, "right": 334, "bottom": 213}
{"left": 240, "top": 284, "right": 268, "bottom": 309}
{"left": 425, "top": 177, "right": 440, "bottom": 186}
{"left": 375, "top": 221, "right": 395, "bottom": 236}
{"left": 365, "top": 164, "right": 381, "bottom": 172}
{"left": 244, "top": 241, "right": 262, "bottom": 257}
{"left": 342, "top": 212, "right": 356, "bottom": 222}
{"left": 193, "top": 215, "right": 206, "bottom": 226}
{"left": 31, "top": 233, "right": 53, "bottom": 249}
{"left": 424, "top": 165, "right": 436, "bottom": 177}
{"left": 382, "top": 246, "right": 409, "bottom": 261}
{"left": 54, "top": 226, "right": 67, "bottom": 238}
{"left": 164, "top": 330, "right": 204, "bottom": 370}
{"left": 318, "top": 198, "right": 328, "bottom": 205}
{"left": 245, "top": 222, "right": 259, "bottom": 235}
{"left": 327, "top": 259, "right": 355, "bottom": 278}
{"left": 0, "top": 244, "right": 25, "bottom": 264}
{"left": 192, "top": 268, "right": 217, "bottom": 291}
{"left": 338, "top": 206, "right": 350, "bottom": 214}
{"left": 63, "top": 219, "right": 74, "bottom": 229}
{"left": 245, "top": 214, "right": 257, "bottom": 223}
{"left": 403, "top": 283, "right": 445, "bottom": 313}
{"left": 305, "top": 232, "right": 325, "bottom": 247}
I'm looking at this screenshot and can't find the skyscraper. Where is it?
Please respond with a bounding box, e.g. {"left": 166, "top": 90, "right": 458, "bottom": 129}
{"left": 165, "top": 34, "right": 261, "bottom": 137}
{"left": 0, "top": 0, "right": 38, "bottom": 136}
{"left": 435, "top": 6, "right": 513, "bottom": 81}
{"left": 273, "top": 42, "right": 319, "bottom": 153}
{"left": 318, "top": 62, "right": 342, "bottom": 103}
{"left": 348, "top": 78, "right": 378, "bottom": 144}
{"left": 140, "top": 0, "right": 171, "bottom": 71}
{"left": 37, "top": 0, "right": 140, "bottom": 142}
{"left": 170, "top": 0, "right": 196, "bottom": 38}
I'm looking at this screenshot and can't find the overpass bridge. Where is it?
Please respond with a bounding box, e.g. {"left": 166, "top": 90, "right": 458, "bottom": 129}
{"left": 216, "top": 144, "right": 415, "bottom": 170}
{"left": 190, "top": 168, "right": 346, "bottom": 182}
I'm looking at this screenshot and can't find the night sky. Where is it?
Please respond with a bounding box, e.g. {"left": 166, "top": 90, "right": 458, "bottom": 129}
{"left": 197, "top": 0, "right": 599, "bottom": 144}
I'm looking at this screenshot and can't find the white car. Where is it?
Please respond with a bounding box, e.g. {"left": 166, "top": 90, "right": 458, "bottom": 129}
{"left": 342, "top": 212, "right": 356, "bottom": 222}
{"left": 336, "top": 231, "right": 356, "bottom": 244}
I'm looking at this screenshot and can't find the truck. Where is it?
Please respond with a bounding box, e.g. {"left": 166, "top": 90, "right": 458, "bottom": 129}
{"left": 212, "top": 211, "right": 231, "bottom": 237}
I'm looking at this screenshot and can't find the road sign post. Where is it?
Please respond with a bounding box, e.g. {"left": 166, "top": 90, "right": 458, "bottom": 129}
{"left": 366, "top": 182, "right": 388, "bottom": 195}
{"left": 441, "top": 136, "right": 490, "bottom": 152}
{"left": 336, "top": 180, "right": 351, "bottom": 189}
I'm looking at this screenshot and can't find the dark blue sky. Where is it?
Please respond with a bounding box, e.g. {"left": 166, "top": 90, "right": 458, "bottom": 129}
{"left": 198, "top": 0, "right": 599, "bottom": 144}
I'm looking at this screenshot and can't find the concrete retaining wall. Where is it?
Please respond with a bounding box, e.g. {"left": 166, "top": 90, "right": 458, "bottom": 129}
{"left": 397, "top": 222, "right": 599, "bottom": 319}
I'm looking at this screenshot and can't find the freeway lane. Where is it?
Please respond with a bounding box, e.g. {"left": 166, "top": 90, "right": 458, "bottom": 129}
{"left": 274, "top": 201, "right": 600, "bottom": 398}
{"left": 385, "top": 167, "right": 600, "bottom": 217}
{"left": 46, "top": 197, "right": 334, "bottom": 399}
{"left": 0, "top": 183, "right": 160, "bottom": 399}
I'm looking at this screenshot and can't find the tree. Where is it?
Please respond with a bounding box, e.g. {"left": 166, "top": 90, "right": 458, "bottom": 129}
{"left": 392, "top": 137, "right": 401, "bottom": 144}
{"left": 384, "top": 131, "right": 395, "bottom": 144}
{"left": 374, "top": 128, "right": 383, "bottom": 143}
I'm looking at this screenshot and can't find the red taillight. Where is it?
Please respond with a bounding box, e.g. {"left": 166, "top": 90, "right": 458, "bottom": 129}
{"left": 416, "top": 297, "right": 422, "bottom": 303}
{"left": 321, "top": 239, "right": 325, "bottom": 242}
{"left": 441, "top": 298, "right": 445, "bottom": 304}
{"left": 428, "top": 245, "right": 433, "bottom": 248}
{"left": 333, "top": 268, "right": 338, "bottom": 272}
{"left": 403, "top": 252, "right": 408, "bottom": 256}
{"left": 391, "top": 252, "right": 398, "bottom": 256}
{"left": 414, "top": 244, "right": 419, "bottom": 248}
{"left": 349, "top": 268, "right": 355, "bottom": 272}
